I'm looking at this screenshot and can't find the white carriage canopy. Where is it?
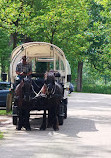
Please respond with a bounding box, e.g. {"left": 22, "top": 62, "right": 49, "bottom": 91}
{"left": 10, "top": 42, "right": 71, "bottom": 83}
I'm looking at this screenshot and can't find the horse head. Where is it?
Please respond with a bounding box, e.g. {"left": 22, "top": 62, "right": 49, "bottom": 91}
{"left": 44, "top": 72, "right": 56, "bottom": 97}
{"left": 22, "top": 76, "right": 32, "bottom": 102}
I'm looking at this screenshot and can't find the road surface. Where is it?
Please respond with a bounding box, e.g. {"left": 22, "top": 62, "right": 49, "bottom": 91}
{"left": 0, "top": 93, "right": 111, "bottom": 158}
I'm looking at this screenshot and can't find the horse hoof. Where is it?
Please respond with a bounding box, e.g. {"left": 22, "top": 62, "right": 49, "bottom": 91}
{"left": 16, "top": 127, "right": 21, "bottom": 130}
{"left": 26, "top": 128, "right": 31, "bottom": 131}
{"left": 53, "top": 126, "right": 59, "bottom": 131}
{"left": 54, "top": 128, "right": 59, "bottom": 131}
{"left": 40, "top": 126, "right": 46, "bottom": 130}
{"left": 47, "top": 124, "right": 52, "bottom": 128}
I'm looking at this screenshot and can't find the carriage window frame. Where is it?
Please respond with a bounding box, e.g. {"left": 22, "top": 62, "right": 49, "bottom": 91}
{"left": 56, "top": 55, "right": 60, "bottom": 70}
{"left": 61, "top": 60, "right": 65, "bottom": 71}
{"left": 55, "top": 55, "right": 65, "bottom": 71}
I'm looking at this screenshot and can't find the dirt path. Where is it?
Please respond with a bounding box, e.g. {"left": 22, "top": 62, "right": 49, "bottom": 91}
{"left": 0, "top": 93, "right": 111, "bottom": 158}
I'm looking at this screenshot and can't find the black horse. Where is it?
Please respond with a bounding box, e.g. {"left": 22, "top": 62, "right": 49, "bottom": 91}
{"left": 15, "top": 72, "right": 63, "bottom": 131}
{"left": 14, "top": 76, "right": 46, "bottom": 131}
{"left": 15, "top": 77, "right": 32, "bottom": 130}
{"left": 41, "top": 72, "right": 63, "bottom": 131}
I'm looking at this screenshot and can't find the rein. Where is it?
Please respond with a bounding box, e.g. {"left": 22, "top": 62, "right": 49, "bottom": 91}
{"left": 31, "top": 86, "right": 43, "bottom": 99}
{"left": 32, "top": 79, "right": 41, "bottom": 89}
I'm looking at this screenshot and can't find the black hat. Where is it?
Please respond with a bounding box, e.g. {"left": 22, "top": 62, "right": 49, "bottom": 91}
{"left": 22, "top": 55, "right": 26, "bottom": 60}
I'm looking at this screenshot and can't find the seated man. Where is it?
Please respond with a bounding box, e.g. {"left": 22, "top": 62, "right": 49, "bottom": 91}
{"left": 16, "top": 55, "right": 32, "bottom": 82}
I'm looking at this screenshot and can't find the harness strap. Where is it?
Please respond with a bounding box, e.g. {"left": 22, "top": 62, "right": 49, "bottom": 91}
{"left": 32, "top": 85, "right": 46, "bottom": 99}
{"left": 32, "top": 79, "right": 40, "bottom": 89}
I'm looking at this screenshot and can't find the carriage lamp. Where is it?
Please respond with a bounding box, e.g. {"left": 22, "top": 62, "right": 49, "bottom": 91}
{"left": 21, "top": 45, "right": 24, "bottom": 51}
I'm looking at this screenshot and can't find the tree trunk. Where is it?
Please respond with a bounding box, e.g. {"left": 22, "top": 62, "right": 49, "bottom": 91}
{"left": 12, "top": 32, "right": 18, "bottom": 49}
{"left": 50, "top": 29, "right": 56, "bottom": 44}
{"left": 12, "top": 20, "right": 19, "bottom": 49}
{"left": 77, "top": 61, "right": 83, "bottom": 92}
{"left": 1, "top": 56, "right": 5, "bottom": 73}
{"left": 104, "top": 75, "right": 107, "bottom": 85}
{"left": 1, "top": 64, "right": 5, "bottom": 73}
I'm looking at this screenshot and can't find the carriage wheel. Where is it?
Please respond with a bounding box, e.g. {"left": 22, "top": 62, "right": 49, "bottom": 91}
{"left": 6, "top": 93, "right": 13, "bottom": 113}
{"left": 58, "top": 116, "right": 64, "bottom": 125}
{"left": 12, "top": 104, "right": 18, "bottom": 125}
{"left": 64, "top": 104, "right": 67, "bottom": 119}
{"left": 63, "top": 98, "right": 68, "bottom": 119}
{"left": 13, "top": 116, "right": 18, "bottom": 125}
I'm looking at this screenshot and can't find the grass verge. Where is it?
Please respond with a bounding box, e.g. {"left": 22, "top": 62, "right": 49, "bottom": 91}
{"left": 0, "top": 131, "right": 3, "bottom": 139}
{"left": 82, "top": 84, "right": 111, "bottom": 94}
{"left": 0, "top": 110, "right": 12, "bottom": 115}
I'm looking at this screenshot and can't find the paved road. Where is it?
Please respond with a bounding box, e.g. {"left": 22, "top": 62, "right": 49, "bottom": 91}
{"left": 0, "top": 93, "right": 111, "bottom": 158}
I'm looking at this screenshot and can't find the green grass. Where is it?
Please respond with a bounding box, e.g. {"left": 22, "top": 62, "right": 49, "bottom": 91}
{"left": 0, "top": 131, "right": 3, "bottom": 139}
{"left": 0, "top": 110, "right": 11, "bottom": 139}
{"left": 0, "top": 110, "right": 12, "bottom": 115}
{"left": 0, "top": 110, "right": 10, "bottom": 139}
{"left": 82, "top": 84, "right": 111, "bottom": 94}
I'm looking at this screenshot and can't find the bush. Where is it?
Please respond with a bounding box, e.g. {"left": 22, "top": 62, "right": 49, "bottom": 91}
{"left": 82, "top": 84, "right": 111, "bottom": 94}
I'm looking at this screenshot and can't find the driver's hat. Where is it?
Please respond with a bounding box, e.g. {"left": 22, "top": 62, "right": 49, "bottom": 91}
{"left": 22, "top": 55, "right": 26, "bottom": 60}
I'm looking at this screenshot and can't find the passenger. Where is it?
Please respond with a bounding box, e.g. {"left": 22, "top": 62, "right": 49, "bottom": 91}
{"left": 16, "top": 55, "right": 32, "bottom": 82}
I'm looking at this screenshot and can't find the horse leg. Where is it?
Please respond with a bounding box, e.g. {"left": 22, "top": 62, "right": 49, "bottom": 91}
{"left": 47, "top": 109, "right": 53, "bottom": 128}
{"left": 16, "top": 108, "right": 23, "bottom": 130}
{"left": 24, "top": 109, "right": 31, "bottom": 131}
{"left": 40, "top": 110, "right": 46, "bottom": 130}
{"left": 53, "top": 105, "right": 59, "bottom": 131}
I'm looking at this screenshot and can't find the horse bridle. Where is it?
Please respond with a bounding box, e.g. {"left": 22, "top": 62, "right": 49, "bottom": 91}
{"left": 22, "top": 77, "right": 32, "bottom": 101}
{"left": 46, "top": 83, "right": 56, "bottom": 97}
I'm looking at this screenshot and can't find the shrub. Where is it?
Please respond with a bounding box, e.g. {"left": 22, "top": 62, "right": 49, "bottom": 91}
{"left": 82, "top": 84, "right": 111, "bottom": 94}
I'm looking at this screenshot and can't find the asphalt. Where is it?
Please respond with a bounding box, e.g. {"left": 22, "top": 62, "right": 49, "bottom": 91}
{"left": 0, "top": 92, "right": 111, "bottom": 158}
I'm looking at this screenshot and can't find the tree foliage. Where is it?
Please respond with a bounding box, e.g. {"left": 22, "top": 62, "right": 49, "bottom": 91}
{"left": 0, "top": 28, "right": 12, "bottom": 73}
{"left": 0, "top": 0, "right": 110, "bottom": 91}
{"left": 86, "top": 0, "right": 111, "bottom": 77}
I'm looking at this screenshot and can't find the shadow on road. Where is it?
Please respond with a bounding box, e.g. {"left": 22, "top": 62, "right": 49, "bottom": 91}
{"left": 0, "top": 114, "right": 98, "bottom": 140}
{"left": 29, "top": 116, "right": 98, "bottom": 138}
{"left": 59, "top": 117, "right": 98, "bottom": 138}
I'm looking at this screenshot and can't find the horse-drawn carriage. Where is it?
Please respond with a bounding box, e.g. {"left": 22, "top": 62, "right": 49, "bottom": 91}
{"left": 9, "top": 42, "right": 71, "bottom": 131}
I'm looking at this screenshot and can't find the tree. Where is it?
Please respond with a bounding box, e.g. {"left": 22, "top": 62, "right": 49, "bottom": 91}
{"left": 32, "top": 0, "right": 90, "bottom": 91}
{"left": 86, "top": 0, "right": 111, "bottom": 78}
{"left": 0, "top": 0, "right": 34, "bottom": 48}
{"left": 0, "top": 29, "right": 12, "bottom": 75}
{"left": 0, "top": 0, "right": 110, "bottom": 91}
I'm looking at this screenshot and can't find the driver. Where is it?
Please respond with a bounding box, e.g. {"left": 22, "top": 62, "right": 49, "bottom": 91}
{"left": 16, "top": 55, "right": 32, "bottom": 81}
